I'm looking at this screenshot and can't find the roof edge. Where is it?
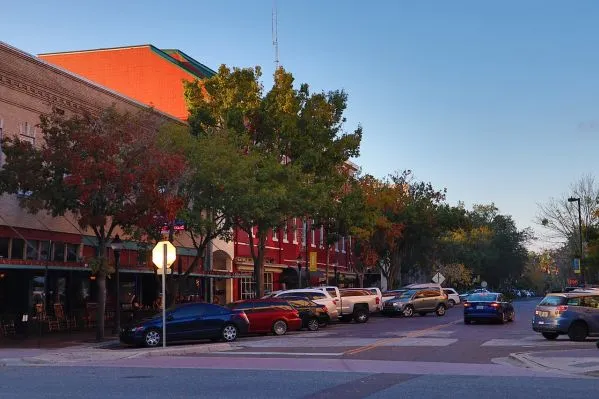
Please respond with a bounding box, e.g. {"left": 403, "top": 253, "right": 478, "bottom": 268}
{"left": 38, "top": 44, "right": 155, "bottom": 56}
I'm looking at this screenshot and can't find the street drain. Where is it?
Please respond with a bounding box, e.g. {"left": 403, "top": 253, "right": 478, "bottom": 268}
{"left": 123, "top": 376, "right": 153, "bottom": 379}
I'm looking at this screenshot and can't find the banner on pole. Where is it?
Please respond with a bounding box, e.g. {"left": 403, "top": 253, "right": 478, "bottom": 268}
{"left": 309, "top": 251, "right": 317, "bottom": 272}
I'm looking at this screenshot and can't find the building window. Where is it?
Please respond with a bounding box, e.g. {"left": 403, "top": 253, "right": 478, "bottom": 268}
{"left": 320, "top": 226, "right": 324, "bottom": 248}
{"left": 66, "top": 244, "right": 79, "bottom": 262}
{"left": 40, "top": 241, "right": 50, "bottom": 260}
{"left": 272, "top": 227, "right": 278, "bottom": 242}
{"left": 335, "top": 240, "right": 339, "bottom": 252}
{"left": 264, "top": 272, "right": 273, "bottom": 293}
{"left": 11, "top": 239, "right": 25, "bottom": 259}
{"left": 311, "top": 221, "right": 316, "bottom": 247}
{"left": 240, "top": 277, "right": 255, "bottom": 300}
{"left": 240, "top": 272, "right": 274, "bottom": 299}
{"left": 283, "top": 220, "right": 289, "bottom": 243}
{"left": 52, "top": 242, "right": 65, "bottom": 262}
{"left": 0, "top": 237, "right": 9, "bottom": 259}
{"left": 292, "top": 218, "right": 298, "bottom": 244}
{"left": 342, "top": 237, "right": 346, "bottom": 253}
{"left": 26, "top": 240, "right": 39, "bottom": 260}
{"left": 0, "top": 118, "right": 4, "bottom": 167}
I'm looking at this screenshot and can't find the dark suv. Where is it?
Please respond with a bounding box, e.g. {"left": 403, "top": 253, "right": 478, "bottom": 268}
{"left": 533, "top": 292, "right": 599, "bottom": 341}
{"left": 382, "top": 288, "right": 448, "bottom": 317}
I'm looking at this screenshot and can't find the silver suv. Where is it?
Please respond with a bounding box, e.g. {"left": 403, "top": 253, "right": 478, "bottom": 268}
{"left": 533, "top": 292, "right": 599, "bottom": 341}
{"left": 382, "top": 288, "right": 448, "bottom": 317}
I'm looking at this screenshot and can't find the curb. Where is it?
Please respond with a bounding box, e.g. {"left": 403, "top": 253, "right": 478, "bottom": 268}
{"left": 508, "top": 352, "right": 599, "bottom": 378}
{"left": 18, "top": 342, "right": 240, "bottom": 365}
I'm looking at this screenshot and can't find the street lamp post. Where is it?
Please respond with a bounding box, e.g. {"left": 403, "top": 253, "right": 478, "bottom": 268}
{"left": 296, "top": 256, "right": 302, "bottom": 289}
{"left": 110, "top": 235, "right": 123, "bottom": 335}
{"left": 568, "top": 197, "right": 584, "bottom": 284}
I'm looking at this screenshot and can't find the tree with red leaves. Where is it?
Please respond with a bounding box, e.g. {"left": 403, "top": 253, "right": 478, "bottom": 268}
{"left": 0, "top": 107, "right": 187, "bottom": 341}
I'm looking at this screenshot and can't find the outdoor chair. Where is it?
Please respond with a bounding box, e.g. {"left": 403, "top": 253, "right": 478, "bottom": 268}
{"left": 54, "top": 303, "right": 77, "bottom": 330}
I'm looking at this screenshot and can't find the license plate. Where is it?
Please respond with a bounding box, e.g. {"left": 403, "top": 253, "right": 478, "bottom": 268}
{"left": 540, "top": 311, "right": 549, "bottom": 317}
{"left": 538, "top": 321, "right": 545, "bottom": 325}
{"left": 476, "top": 306, "right": 484, "bottom": 310}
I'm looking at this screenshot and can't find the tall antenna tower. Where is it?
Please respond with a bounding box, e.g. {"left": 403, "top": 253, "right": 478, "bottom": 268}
{"left": 272, "top": 0, "right": 280, "bottom": 69}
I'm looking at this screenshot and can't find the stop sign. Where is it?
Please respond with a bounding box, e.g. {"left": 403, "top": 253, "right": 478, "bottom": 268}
{"left": 152, "top": 240, "right": 177, "bottom": 269}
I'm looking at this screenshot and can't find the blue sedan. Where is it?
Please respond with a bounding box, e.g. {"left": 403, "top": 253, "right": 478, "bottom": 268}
{"left": 463, "top": 292, "right": 515, "bottom": 324}
{"left": 119, "top": 303, "right": 250, "bottom": 347}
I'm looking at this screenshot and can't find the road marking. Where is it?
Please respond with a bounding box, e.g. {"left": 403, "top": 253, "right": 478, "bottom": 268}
{"left": 211, "top": 351, "right": 345, "bottom": 356}
{"left": 344, "top": 318, "right": 462, "bottom": 356}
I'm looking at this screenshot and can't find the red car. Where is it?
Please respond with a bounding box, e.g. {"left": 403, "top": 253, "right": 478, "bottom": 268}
{"left": 228, "top": 299, "right": 303, "bottom": 335}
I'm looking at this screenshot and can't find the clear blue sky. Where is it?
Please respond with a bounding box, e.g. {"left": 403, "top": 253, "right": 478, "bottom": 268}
{"left": 3, "top": 0, "right": 599, "bottom": 250}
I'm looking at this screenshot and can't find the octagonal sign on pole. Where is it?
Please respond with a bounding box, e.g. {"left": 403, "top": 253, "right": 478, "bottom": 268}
{"left": 152, "top": 240, "right": 177, "bottom": 348}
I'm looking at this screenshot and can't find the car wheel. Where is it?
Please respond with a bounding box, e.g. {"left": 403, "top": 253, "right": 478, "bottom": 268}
{"left": 542, "top": 332, "right": 559, "bottom": 340}
{"left": 354, "top": 309, "right": 369, "bottom": 323}
{"left": 307, "top": 318, "right": 320, "bottom": 331}
{"left": 143, "top": 329, "right": 161, "bottom": 348}
{"left": 221, "top": 324, "right": 238, "bottom": 342}
{"left": 568, "top": 322, "right": 588, "bottom": 342}
{"left": 435, "top": 304, "right": 446, "bottom": 316}
{"left": 272, "top": 320, "right": 288, "bottom": 336}
{"left": 464, "top": 318, "right": 471, "bottom": 325}
{"left": 402, "top": 306, "right": 414, "bottom": 317}
{"left": 448, "top": 299, "right": 456, "bottom": 308}
{"left": 419, "top": 312, "right": 427, "bottom": 317}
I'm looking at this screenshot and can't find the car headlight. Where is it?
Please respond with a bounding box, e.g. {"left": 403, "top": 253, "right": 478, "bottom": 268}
{"left": 393, "top": 302, "right": 400, "bottom": 307}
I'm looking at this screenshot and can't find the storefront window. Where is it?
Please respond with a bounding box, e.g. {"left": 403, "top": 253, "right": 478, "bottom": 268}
{"left": 265, "top": 272, "right": 273, "bottom": 293}
{"left": 26, "top": 240, "right": 39, "bottom": 260}
{"left": 0, "top": 237, "right": 9, "bottom": 259}
{"left": 40, "top": 241, "right": 50, "bottom": 260}
{"left": 11, "top": 239, "right": 24, "bottom": 259}
{"left": 53, "top": 242, "right": 65, "bottom": 262}
{"left": 66, "top": 244, "right": 78, "bottom": 262}
{"left": 241, "top": 273, "right": 273, "bottom": 299}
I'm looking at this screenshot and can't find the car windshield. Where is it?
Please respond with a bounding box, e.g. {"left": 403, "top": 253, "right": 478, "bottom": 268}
{"left": 538, "top": 296, "right": 567, "bottom": 306}
{"left": 468, "top": 293, "right": 498, "bottom": 302}
{"left": 398, "top": 290, "right": 418, "bottom": 299}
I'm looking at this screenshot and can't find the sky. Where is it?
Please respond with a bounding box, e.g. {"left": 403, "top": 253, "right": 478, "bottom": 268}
{"left": 2, "top": 0, "right": 599, "bottom": 250}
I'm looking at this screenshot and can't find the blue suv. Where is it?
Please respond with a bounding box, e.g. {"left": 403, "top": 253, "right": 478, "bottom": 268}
{"left": 533, "top": 292, "right": 599, "bottom": 341}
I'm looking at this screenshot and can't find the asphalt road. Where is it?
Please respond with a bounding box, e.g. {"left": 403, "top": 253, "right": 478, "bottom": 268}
{"left": 2, "top": 298, "right": 598, "bottom": 398}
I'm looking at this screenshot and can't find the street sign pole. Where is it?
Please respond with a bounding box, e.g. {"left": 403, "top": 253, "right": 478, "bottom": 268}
{"left": 162, "top": 243, "right": 167, "bottom": 348}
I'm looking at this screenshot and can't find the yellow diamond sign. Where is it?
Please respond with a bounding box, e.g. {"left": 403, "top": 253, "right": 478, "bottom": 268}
{"left": 152, "top": 240, "right": 177, "bottom": 269}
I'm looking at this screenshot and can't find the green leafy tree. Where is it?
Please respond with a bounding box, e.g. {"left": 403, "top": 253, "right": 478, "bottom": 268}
{"left": 184, "top": 66, "right": 361, "bottom": 297}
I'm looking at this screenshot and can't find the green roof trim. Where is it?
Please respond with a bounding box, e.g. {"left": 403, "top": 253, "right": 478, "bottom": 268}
{"left": 161, "top": 49, "right": 217, "bottom": 78}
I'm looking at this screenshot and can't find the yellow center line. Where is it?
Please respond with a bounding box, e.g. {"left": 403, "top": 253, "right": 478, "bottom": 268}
{"left": 344, "top": 318, "right": 462, "bottom": 356}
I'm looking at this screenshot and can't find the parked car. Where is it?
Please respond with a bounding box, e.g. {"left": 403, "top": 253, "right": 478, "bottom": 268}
{"left": 443, "top": 288, "right": 461, "bottom": 307}
{"left": 311, "top": 286, "right": 341, "bottom": 313}
{"left": 119, "top": 303, "right": 249, "bottom": 347}
{"left": 283, "top": 296, "right": 331, "bottom": 331}
{"left": 533, "top": 292, "right": 599, "bottom": 341}
{"left": 337, "top": 288, "right": 379, "bottom": 323}
{"left": 463, "top": 292, "right": 514, "bottom": 324}
{"left": 382, "top": 288, "right": 448, "bottom": 317}
{"left": 273, "top": 289, "right": 339, "bottom": 319}
{"left": 382, "top": 289, "right": 408, "bottom": 304}
{"left": 343, "top": 287, "right": 383, "bottom": 311}
{"left": 228, "top": 299, "right": 302, "bottom": 336}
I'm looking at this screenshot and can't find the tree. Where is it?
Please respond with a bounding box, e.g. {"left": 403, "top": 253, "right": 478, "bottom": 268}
{"left": 184, "top": 66, "right": 361, "bottom": 297}
{"left": 536, "top": 174, "right": 599, "bottom": 250}
{"left": 0, "top": 107, "right": 186, "bottom": 341}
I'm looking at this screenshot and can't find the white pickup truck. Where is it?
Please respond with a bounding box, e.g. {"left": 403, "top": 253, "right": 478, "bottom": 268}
{"left": 337, "top": 288, "right": 379, "bottom": 323}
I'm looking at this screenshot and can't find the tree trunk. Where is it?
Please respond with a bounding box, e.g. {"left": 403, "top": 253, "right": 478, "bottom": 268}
{"left": 358, "top": 273, "right": 364, "bottom": 288}
{"left": 96, "top": 270, "right": 107, "bottom": 341}
{"left": 253, "top": 232, "right": 266, "bottom": 298}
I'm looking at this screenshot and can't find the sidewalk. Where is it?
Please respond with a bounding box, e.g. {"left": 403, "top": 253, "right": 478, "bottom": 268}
{"left": 0, "top": 329, "right": 119, "bottom": 349}
{"left": 509, "top": 348, "right": 599, "bottom": 377}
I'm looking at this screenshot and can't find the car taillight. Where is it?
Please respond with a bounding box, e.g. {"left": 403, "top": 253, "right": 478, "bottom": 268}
{"left": 238, "top": 311, "right": 249, "bottom": 323}
{"left": 320, "top": 305, "right": 328, "bottom": 313}
{"left": 463, "top": 302, "right": 470, "bottom": 307}
{"left": 490, "top": 303, "right": 500, "bottom": 308}
{"left": 333, "top": 298, "right": 339, "bottom": 305}
{"left": 556, "top": 305, "right": 568, "bottom": 315}
{"left": 376, "top": 297, "right": 380, "bottom": 304}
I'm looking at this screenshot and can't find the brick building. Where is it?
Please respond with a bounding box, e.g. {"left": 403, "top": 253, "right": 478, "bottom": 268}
{"left": 0, "top": 41, "right": 244, "bottom": 333}
{"left": 39, "top": 44, "right": 360, "bottom": 301}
